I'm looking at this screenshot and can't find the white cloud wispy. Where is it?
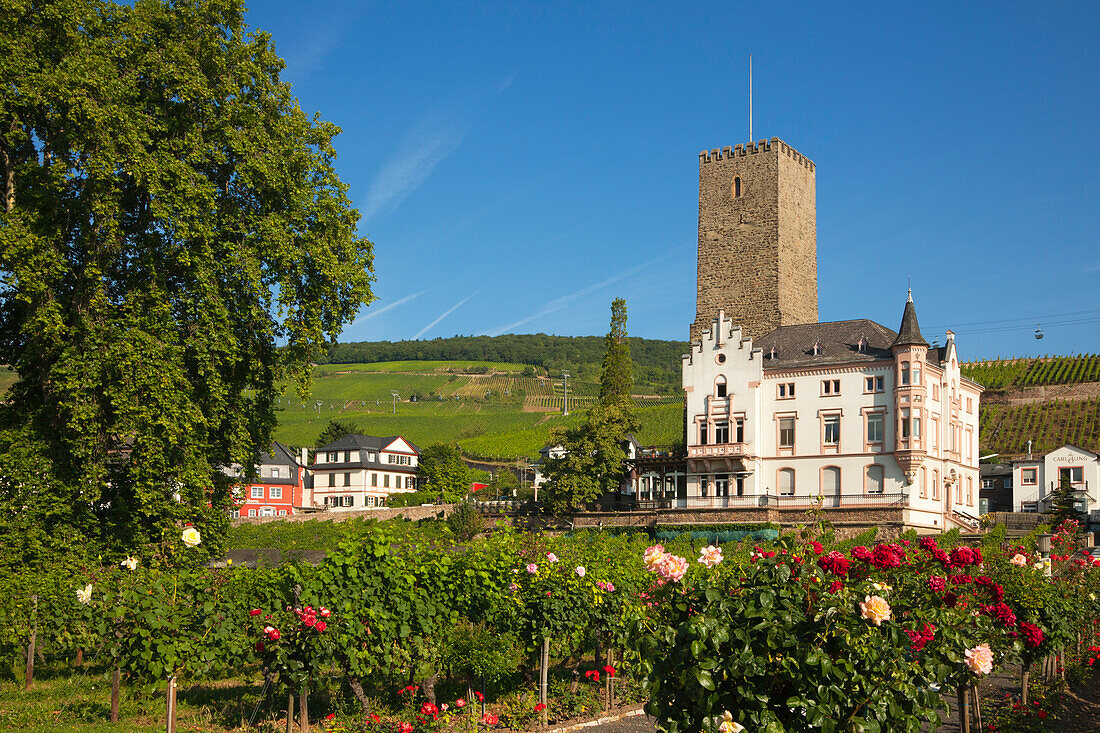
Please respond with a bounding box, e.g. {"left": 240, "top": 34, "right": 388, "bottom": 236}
{"left": 362, "top": 115, "right": 469, "bottom": 222}
{"left": 352, "top": 289, "right": 428, "bottom": 326}
{"left": 362, "top": 74, "right": 518, "bottom": 223}
{"left": 483, "top": 248, "right": 687, "bottom": 336}
{"left": 413, "top": 290, "right": 480, "bottom": 339}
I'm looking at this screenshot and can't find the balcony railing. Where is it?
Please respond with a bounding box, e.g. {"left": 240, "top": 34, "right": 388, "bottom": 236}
{"left": 687, "top": 442, "right": 748, "bottom": 458}
{"left": 630, "top": 493, "right": 907, "bottom": 511}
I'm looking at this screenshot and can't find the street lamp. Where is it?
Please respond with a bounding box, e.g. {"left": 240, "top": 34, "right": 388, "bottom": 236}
{"left": 390, "top": 391, "right": 399, "bottom": 414}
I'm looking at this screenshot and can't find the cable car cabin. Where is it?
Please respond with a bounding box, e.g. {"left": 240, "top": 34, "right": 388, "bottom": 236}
{"left": 1035, "top": 325, "right": 1044, "bottom": 340}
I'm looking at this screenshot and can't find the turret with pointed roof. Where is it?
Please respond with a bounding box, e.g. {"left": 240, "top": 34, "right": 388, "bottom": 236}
{"left": 892, "top": 289, "right": 929, "bottom": 348}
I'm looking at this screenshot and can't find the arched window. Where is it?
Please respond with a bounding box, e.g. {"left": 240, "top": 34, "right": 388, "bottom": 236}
{"left": 821, "top": 466, "right": 841, "bottom": 499}
{"left": 932, "top": 470, "right": 939, "bottom": 499}
{"left": 778, "top": 468, "right": 795, "bottom": 496}
{"left": 919, "top": 467, "right": 927, "bottom": 498}
{"left": 732, "top": 176, "right": 742, "bottom": 198}
{"left": 715, "top": 375, "right": 727, "bottom": 398}
{"left": 866, "top": 464, "right": 885, "bottom": 494}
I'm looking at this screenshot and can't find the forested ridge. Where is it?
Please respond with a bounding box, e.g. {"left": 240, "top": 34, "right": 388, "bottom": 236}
{"left": 322, "top": 334, "right": 689, "bottom": 392}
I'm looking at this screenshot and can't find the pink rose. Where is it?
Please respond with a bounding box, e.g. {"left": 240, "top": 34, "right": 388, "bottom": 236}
{"left": 697, "top": 545, "right": 723, "bottom": 568}
{"left": 657, "top": 554, "right": 689, "bottom": 582}
{"left": 859, "top": 595, "right": 892, "bottom": 626}
{"left": 456, "top": 698, "right": 467, "bottom": 708}
{"left": 643, "top": 544, "right": 666, "bottom": 572}
{"left": 965, "top": 644, "right": 994, "bottom": 674}
{"left": 526, "top": 563, "right": 538, "bottom": 574}
{"left": 575, "top": 566, "right": 586, "bottom": 577}
{"left": 1010, "top": 553, "right": 1027, "bottom": 566}
{"left": 547, "top": 553, "right": 559, "bottom": 563}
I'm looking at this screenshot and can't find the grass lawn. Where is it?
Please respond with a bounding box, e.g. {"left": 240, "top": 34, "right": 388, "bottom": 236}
{"left": 0, "top": 671, "right": 274, "bottom": 732}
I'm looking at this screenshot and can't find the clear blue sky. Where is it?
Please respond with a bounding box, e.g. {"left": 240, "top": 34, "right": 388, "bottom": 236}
{"left": 245, "top": 0, "right": 1099, "bottom": 360}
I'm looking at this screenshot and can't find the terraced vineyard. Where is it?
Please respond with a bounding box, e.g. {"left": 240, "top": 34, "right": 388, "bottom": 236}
{"left": 979, "top": 396, "right": 1100, "bottom": 456}
{"left": 962, "top": 354, "right": 1100, "bottom": 390}
{"left": 272, "top": 360, "right": 683, "bottom": 457}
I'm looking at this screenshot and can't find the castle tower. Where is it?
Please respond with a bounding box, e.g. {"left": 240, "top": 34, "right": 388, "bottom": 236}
{"left": 691, "top": 138, "right": 818, "bottom": 342}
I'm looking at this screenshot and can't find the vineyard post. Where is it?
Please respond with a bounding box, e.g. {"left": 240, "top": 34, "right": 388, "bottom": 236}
{"left": 957, "top": 683, "right": 971, "bottom": 733}
{"left": 300, "top": 683, "right": 309, "bottom": 733}
{"left": 110, "top": 666, "right": 121, "bottom": 722}
{"left": 604, "top": 648, "right": 614, "bottom": 712}
{"left": 24, "top": 595, "right": 37, "bottom": 689}
{"left": 165, "top": 675, "right": 177, "bottom": 733}
{"left": 539, "top": 636, "right": 550, "bottom": 727}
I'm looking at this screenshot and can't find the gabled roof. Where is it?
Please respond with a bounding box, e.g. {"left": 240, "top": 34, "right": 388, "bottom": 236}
{"left": 892, "top": 292, "right": 929, "bottom": 348}
{"left": 317, "top": 434, "right": 421, "bottom": 454}
{"left": 259, "top": 441, "right": 301, "bottom": 468}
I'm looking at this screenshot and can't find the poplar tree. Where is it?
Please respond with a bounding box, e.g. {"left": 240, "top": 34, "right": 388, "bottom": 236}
{"left": 598, "top": 298, "right": 634, "bottom": 405}
{"left": 0, "top": 0, "right": 374, "bottom": 560}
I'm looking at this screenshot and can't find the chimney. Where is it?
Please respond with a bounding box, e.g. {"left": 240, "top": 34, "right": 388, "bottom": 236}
{"left": 300, "top": 447, "right": 309, "bottom": 466}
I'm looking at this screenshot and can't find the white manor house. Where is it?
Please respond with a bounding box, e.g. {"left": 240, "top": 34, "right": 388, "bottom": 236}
{"left": 656, "top": 296, "right": 984, "bottom": 532}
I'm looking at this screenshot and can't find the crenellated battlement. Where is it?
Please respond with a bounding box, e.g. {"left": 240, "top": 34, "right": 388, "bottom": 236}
{"left": 698, "top": 137, "right": 815, "bottom": 172}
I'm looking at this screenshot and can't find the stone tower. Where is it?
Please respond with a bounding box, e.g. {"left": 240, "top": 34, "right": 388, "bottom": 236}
{"left": 691, "top": 138, "right": 818, "bottom": 342}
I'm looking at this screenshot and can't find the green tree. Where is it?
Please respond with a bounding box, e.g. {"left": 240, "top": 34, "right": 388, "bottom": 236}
{"left": 490, "top": 466, "right": 520, "bottom": 499}
{"left": 417, "top": 443, "right": 473, "bottom": 502}
{"left": 599, "top": 298, "right": 634, "bottom": 405}
{"left": 315, "top": 419, "right": 360, "bottom": 449}
{"left": 542, "top": 400, "right": 639, "bottom": 513}
{"left": 1046, "top": 474, "right": 1085, "bottom": 526}
{"left": 0, "top": 0, "right": 374, "bottom": 562}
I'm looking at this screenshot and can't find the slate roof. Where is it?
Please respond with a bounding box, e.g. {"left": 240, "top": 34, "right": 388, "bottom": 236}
{"left": 313, "top": 434, "right": 421, "bottom": 472}
{"left": 317, "top": 434, "right": 421, "bottom": 455}
{"left": 756, "top": 299, "right": 941, "bottom": 370}
{"left": 259, "top": 441, "right": 301, "bottom": 468}
{"left": 757, "top": 319, "right": 898, "bottom": 369}
{"left": 892, "top": 294, "right": 929, "bottom": 348}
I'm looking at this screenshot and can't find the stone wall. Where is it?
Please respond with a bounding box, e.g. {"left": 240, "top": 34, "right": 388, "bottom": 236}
{"left": 692, "top": 138, "right": 817, "bottom": 342}
{"left": 231, "top": 504, "right": 456, "bottom": 526}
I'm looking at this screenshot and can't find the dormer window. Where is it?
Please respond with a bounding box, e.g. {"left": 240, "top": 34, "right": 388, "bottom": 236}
{"left": 812, "top": 341, "right": 821, "bottom": 356}
{"left": 857, "top": 337, "right": 867, "bottom": 353}
{"left": 769, "top": 345, "right": 777, "bottom": 359}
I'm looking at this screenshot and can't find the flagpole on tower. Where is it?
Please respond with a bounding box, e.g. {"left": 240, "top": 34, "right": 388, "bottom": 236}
{"left": 749, "top": 53, "right": 753, "bottom": 142}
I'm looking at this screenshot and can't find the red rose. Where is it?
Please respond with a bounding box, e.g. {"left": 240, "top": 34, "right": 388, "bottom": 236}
{"left": 535, "top": 703, "right": 546, "bottom": 712}
{"left": 475, "top": 691, "right": 484, "bottom": 702}
{"left": 319, "top": 607, "right": 331, "bottom": 618}
{"left": 315, "top": 620, "right": 327, "bottom": 633}
{"left": 603, "top": 664, "right": 616, "bottom": 676}
{"left": 325, "top": 713, "right": 336, "bottom": 721}
{"left": 254, "top": 641, "right": 265, "bottom": 653}
{"left": 250, "top": 609, "right": 262, "bottom": 616}
{"left": 302, "top": 615, "right": 316, "bottom": 627}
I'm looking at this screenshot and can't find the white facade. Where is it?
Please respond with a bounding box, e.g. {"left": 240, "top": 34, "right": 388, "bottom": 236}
{"left": 679, "top": 304, "right": 983, "bottom": 531}
{"left": 311, "top": 436, "right": 419, "bottom": 510}
{"left": 1011, "top": 445, "right": 1100, "bottom": 517}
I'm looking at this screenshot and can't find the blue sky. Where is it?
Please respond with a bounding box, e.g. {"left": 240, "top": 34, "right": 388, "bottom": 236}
{"left": 246, "top": 0, "right": 1099, "bottom": 359}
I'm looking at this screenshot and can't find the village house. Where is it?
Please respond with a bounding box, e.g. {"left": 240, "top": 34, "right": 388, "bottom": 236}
{"left": 228, "top": 442, "right": 311, "bottom": 517}
{"left": 1010, "top": 444, "right": 1099, "bottom": 522}
{"left": 310, "top": 434, "right": 420, "bottom": 509}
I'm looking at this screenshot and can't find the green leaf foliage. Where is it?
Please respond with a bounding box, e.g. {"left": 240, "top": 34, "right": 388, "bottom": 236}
{"left": 0, "top": 0, "right": 374, "bottom": 562}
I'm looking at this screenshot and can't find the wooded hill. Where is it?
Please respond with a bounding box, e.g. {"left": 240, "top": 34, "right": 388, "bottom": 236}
{"left": 322, "top": 334, "right": 690, "bottom": 394}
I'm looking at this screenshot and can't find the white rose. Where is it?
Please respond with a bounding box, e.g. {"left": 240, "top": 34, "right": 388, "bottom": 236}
{"left": 182, "top": 527, "right": 201, "bottom": 547}
{"left": 121, "top": 557, "right": 139, "bottom": 571}
{"left": 75, "top": 584, "right": 93, "bottom": 605}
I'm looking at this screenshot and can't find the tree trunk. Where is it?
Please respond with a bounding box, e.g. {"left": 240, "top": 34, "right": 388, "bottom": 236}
{"left": 75, "top": 648, "right": 83, "bottom": 666}
{"left": 420, "top": 671, "right": 439, "bottom": 704}
{"left": 1021, "top": 661, "right": 1030, "bottom": 706}
{"left": 1, "top": 145, "right": 14, "bottom": 212}
{"left": 110, "top": 667, "right": 121, "bottom": 722}
{"left": 286, "top": 692, "right": 295, "bottom": 733}
{"left": 347, "top": 676, "right": 372, "bottom": 716}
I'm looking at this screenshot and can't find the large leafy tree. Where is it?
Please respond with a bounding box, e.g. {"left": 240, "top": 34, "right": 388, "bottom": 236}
{"left": 598, "top": 298, "right": 634, "bottom": 405}
{"left": 0, "top": 0, "right": 374, "bottom": 561}
{"left": 417, "top": 443, "right": 472, "bottom": 503}
{"left": 542, "top": 400, "right": 638, "bottom": 513}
